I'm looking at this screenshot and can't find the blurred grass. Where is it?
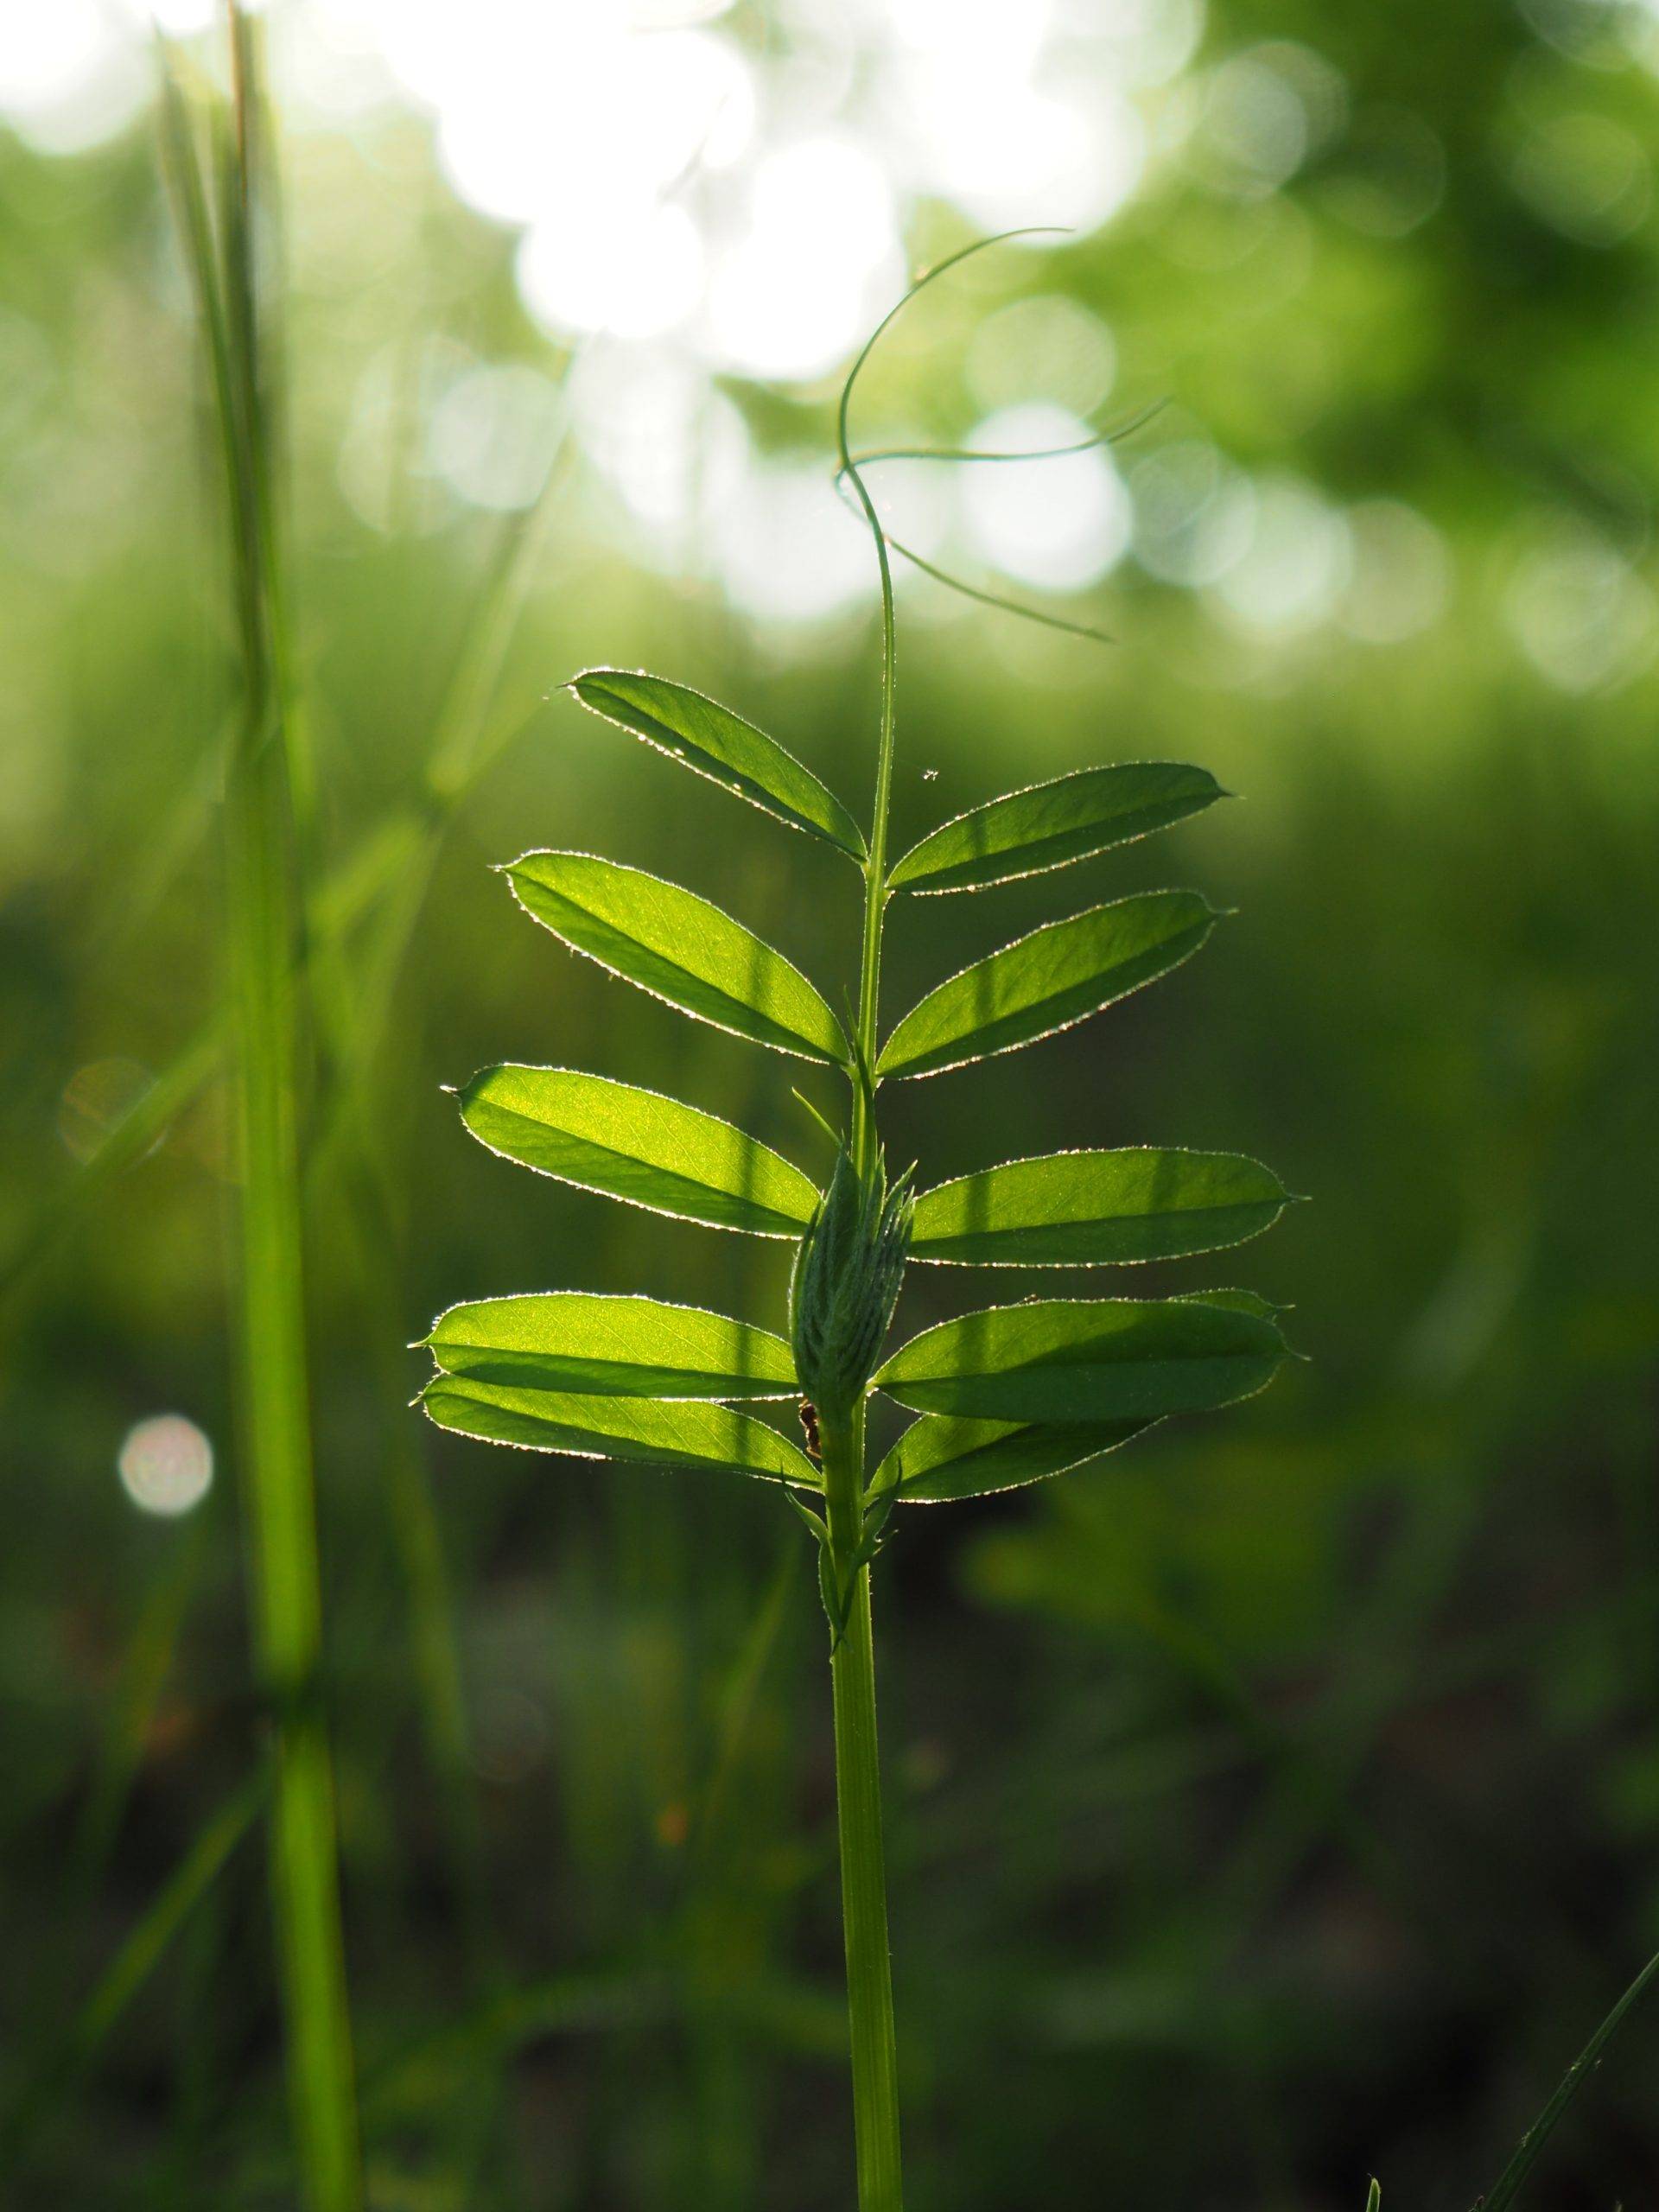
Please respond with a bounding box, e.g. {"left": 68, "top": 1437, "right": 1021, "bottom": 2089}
{"left": 2, "top": 0, "right": 1657, "bottom": 2206}
{"left": 162, "top": 18, "right": 361, "bottom": 2206}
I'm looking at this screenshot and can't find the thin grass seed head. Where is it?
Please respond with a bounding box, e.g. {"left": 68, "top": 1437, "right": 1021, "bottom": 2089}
{"left": 790, "top": 1145, "right": 915, "bottom": 1420}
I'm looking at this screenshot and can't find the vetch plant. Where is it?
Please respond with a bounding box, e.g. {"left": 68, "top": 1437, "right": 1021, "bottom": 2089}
{"left": 419, "top": 240, "right": 1298, "bottom": 2211}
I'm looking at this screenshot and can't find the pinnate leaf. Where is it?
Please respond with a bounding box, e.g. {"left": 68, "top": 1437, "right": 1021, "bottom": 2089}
{"left": 457, "top": 1065, "right": 819, "bottom": 1237}
{"left": 877, "top": 890, "right": 1217, "bottom": 1080}
{"left": 911, "top": 1147, "right": 1291, "bottom": 1267}
{"left": 874, "top": 1294, "right": 1287, "bottom": 1423}
{"left": 424, "top": 1293, "right": 797, "bottom": 1400}
{"left": 505, "top": 852, "right": 849, "bottom": 1066}
{"left": 569, "top": 668, "right": 866, "bottom": 860}
{"left": 422, "top": 1375, "right": 820, "bottom": 1488}
{"left": 874, "top": 1410, "right": 1154, "bottom": 1503}
{"left": 890, "top": 762, "right": 1224, "bottom": 895}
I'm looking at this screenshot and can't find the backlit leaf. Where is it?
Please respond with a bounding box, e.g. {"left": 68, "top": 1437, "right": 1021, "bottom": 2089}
{"left": 873, "top": 1410, "right": 1154, "bottom": 1503}
{"left": 876, "top": 890, "right": 1217, "bottom": 1080}
{"left": 910, "top": 1147, "right": 1291, "bottom": 1266}
{"left": 569, "top": 668, "right": 866, "bottom": 860}
{"left": 457, "top": 1065, "right": 820, "bottom": 1237}
{"left": 889, "top": 762, "right": 1224, "bottom": 895}
{"left": 874, "top": 1294, "right": 1287, "bottom": 1422}
{"left": 505, "top": 852, "right": 849, "bottom": 1066}
{"left": 422, "top": 1375, "right": 820, "bottom": 1488}
{"left": 424, "top": 1293, "right": 797, "bottom": 1400}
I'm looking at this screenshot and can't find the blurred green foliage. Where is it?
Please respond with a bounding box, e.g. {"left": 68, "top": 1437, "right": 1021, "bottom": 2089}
{"left": 2, "top": 1, "right": 1658, "bottom": 2206}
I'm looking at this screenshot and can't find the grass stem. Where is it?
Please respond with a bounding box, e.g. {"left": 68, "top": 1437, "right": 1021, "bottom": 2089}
{"left": 162, "top": 15, "right": 365, "bottom": 2205}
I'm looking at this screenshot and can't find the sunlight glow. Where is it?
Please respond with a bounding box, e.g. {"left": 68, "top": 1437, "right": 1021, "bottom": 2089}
{"left": 427, "top": 363, "right": 565, "bottom": 511}
{"left": 118, "top": 1415, "right": 213, "bottom": 1518}
{"left": 966, "top": 296, "right": 1116, "bottom": 421}
{"left": 905, "top": 71, "right": 1144, "bottom": 232}
{"left": 0, "top": 0, "right": 145, "bottom": 154}
{"left": 1212, "top": 476, "right": 1352, "bottom": 633}
{"left": 519, "top": 202, "right": 704, "bottom": 342}
{"left": 1339, "top": 499, "right": 1451, "bottom": 645}
{"left": 962, "top": 405, "right": 1132, "bottom": 591}
{"left": 711, "top": 461, "right": 874, "bottom": 622}
{"left": 1130, "top": 441, "right": 1259, "bottom": 588}
{"left": 1504, "top": 522, "right": 1656, "bottom": 693}
{"left": 570, "top": 344, "right": 750, "bottom": 536}
{"left": 707, "top": 135, "right": 899, "bottom": 379}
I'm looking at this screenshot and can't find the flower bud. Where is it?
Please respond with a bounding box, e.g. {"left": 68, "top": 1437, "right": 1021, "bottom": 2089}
{"left": 790, "top": 1147, "right": 914, "bottom": 1420}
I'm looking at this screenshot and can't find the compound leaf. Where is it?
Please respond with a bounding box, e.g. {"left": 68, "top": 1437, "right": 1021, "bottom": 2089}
{"left": 876, "top": 891, "right": 1217, "bottom": 1080}
{"left": 910, "top": 1147, "right": 1292, "bottom": 1267}
{"left": 457, "top": 1065, "right": 819, "bottom": 1237}
{"left": 890, "top": 762, "right": 1224, "bottom": 895}
{"left": 569, "top": 668, "right": 866, "bottom": 861}
{"left": 505, "top": 852, "right": 849, "bottom": 1066}
{"left": 422, "top": 1375, "right": 821, "bottom": 1489}
{"left": 424, "top": 1293, "right": 797, "bottom": 1401}
{"left": 874, "top": 1410, "right": 1154, "bottom": 1503}
{"left": 874, "top": 1294, "right": 1287, "bottom": 1423}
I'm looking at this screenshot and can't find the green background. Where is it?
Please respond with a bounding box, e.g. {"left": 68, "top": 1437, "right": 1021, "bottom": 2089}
{"left": 3, "top": 0, "right": 1657, "bottom": 2203}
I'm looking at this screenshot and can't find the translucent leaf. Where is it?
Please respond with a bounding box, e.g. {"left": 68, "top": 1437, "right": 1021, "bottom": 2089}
{"left": 569, "top": 668, "right": 866, "bottom": 861}
{"left": 873, "top": 1410, "right": 1154, "bottom": 1503}
{"left": 889, "top": 763, "right": 1224, "bottom": 895}
{"left": 910, "top": 1147, "right": 1292, "bottom": 1267}
{"left": 505, "top": 852, "right": 849, "bottom": 1066}
{"left": 876, "top": 891, "right": 1217, "bottom": 1081}
{"left": 424, "top": 1293, "right": 798, "bottom": 1401}
{"left": 874, "top": 1294, "right": 1287, "bottom": 1422}
{"left": 422, "top": 1375, "right": 821, "bottom": 1488}
{"left": 457, "top": 1065, "right": 820, "bottom": 1237}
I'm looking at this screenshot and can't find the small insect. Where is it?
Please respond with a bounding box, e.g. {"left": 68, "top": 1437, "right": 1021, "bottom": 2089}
{"left": 923, "top": 768, "right": 938, "bottom": 781}
{"left": 798, "top": 1397, "right": 823, "bottom": 1463}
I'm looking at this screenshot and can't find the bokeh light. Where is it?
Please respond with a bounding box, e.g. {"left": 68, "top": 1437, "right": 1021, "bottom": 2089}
{"left": 962, "top": 404, "right": 1133, "bottom": 591}
{"left": 118, "top": 1415, "right": 214, "bottom": 1518}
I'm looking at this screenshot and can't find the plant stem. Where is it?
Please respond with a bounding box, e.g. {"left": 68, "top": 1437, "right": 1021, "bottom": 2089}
{"left": 820, "top": 1405, "right": 905, "bottom": 2212}
{"left": 819, "top": 258, "right": 917, "bottom": 2212}
{"left": 177, "top": 13, "right": 365, "bottom": 2205}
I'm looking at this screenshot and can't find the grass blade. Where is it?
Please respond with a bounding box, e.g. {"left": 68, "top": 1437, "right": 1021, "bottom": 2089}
{"left": 162, "top": 21, "right": 364, "bottom": 2207}
{"left": 1473, "top": 1950, "right": 1659, "bottom": 2212}
{"left": 0, "top": 1766, "right": 265, "bottom": 2169}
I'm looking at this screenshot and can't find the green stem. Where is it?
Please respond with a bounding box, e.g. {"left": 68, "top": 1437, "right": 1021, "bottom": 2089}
{"left": 175, "top": 15, "right": 365, "bottom": 2206}
{"left": 816, "top": 251, "right": 942, "bottom": 2212}
{"left": 820, "top": 1406, "right": 904, "bottom": 2211}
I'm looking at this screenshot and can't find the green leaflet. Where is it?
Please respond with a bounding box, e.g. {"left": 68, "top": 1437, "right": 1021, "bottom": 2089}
{"left": 424, "top": 1293, "right": 798, "bottom": 1401}
{"left": 910, "top": 1147, "right": 1291, "bottom": 1267}
{"left": 457, "top": 1065, "right": 820, "bottom": 1237}
{"left": 889, "top": 762, "right": 1224, "bottom": 895}
{"left": 569, "top": 668, "right": 866, "bottom": 861}
{"left": 505, "top": 852, "right": 849, "bottom": 1067}
{"left": 876, "top": 890, "right": 1217, "bottom": 1080}
{"left": 422, "top": 1375, "right": 821, "bottom": 1488}
{"left": 873, "top": 1410, "right": 1154, "bottom": 1503}
{"left": 874, "top": 1294, "right": 1287, "bottom": 1423}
